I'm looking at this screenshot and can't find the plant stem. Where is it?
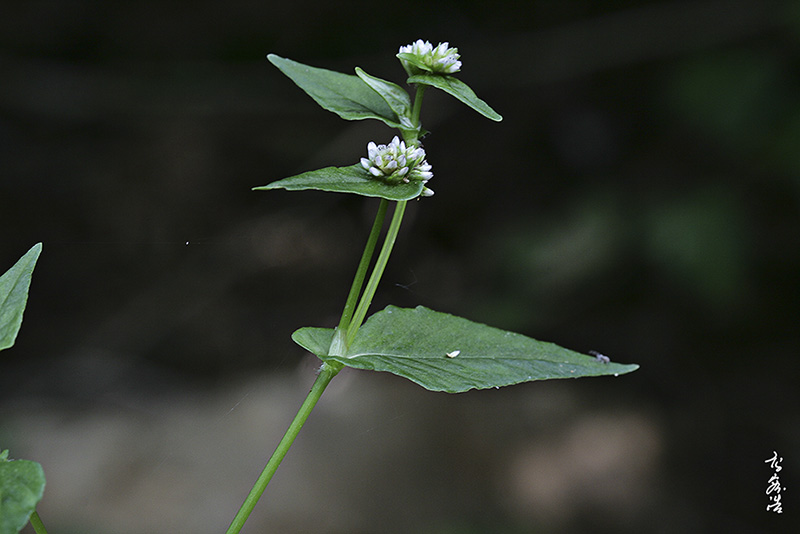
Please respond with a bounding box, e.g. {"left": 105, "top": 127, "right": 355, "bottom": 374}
{"left": 225, "top": 361, "right": 342, "bottom": 534}
{"left": 228, "top": 197, "right": 404, "bottom": 534}
{"left": 29, "top": 511, "right": 48, "bottom": 534}
{"left": 346, "top": 200, "right": 407, "bottom": 346}
{"left": 228, "top": 75, "right": 423, "bottom": 534}
{"left": 409, "top": 85, "right": 427, "bottom": 144}
{"left": 337, "top": 199, "right": 389, "bottom": 333}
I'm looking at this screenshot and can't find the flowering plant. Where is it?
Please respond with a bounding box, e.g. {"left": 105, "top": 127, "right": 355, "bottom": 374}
{"left": 0, "top": 41, "right": 638, "bottom": 534}
{"left": 225, "top": 41, "right": 639, "bottom": 533}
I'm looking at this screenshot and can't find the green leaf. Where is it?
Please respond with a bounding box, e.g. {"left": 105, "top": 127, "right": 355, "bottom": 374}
{"left": 254, "top": 164, "right": 424, "bottom": 201}
{"left": 292, "top": 327, "right": 336, "bottom": 358}
{"left": 0, "top": 243, "right": 42, "bottom": 352}
{"left": 0, "top": 453, "right": 46, "bottom": 534}
{"left": 268, "top": 54, "right": 403, "bottom": 128}
{"left": 408, "top": 74, "right": 502, "bottom": 122}
{"left": 293, "top": 306, "right": 638, "bottom": 393}
{"left": 354, "top": 68, "right": 415, "bottom": 131}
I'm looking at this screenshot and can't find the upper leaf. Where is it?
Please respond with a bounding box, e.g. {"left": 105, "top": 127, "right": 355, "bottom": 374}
{"left": 0, "top": 243, "right": 42, "bottom": 351}
{"left": 268, "top": 54, "right": 403, "bottom": 128}
{"left": 0, "top": 454, "right": 46, "bottom": 534}
{"left": 408, "top": 74, "right": 502, "bottom": 121}
{"left": 293, "top": 305, "right": 638, "bottom": 393}
{"left": 354, "top": 67, "right": 415, "bottom": 131}
{"left": 255, "top": 164, "right": 425, "bottom": 201}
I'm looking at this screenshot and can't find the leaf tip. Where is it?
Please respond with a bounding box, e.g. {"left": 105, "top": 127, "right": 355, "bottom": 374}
{"left": 266, "top": 53, "right": 285, "bottom": 68}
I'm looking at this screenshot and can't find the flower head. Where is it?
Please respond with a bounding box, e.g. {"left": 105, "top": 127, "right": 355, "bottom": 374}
{"left": 360, "top": 136, "right": 433, "bottom": 190}
{"left": 398, "top": 40, "right": 461, "bottom": 76}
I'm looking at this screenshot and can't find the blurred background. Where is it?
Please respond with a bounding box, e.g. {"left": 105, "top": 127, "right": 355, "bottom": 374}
{"left": 1, "top": 0, "right": 798, "bottom": 532}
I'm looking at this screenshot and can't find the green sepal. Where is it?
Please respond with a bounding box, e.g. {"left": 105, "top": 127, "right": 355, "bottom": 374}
{"left": 292, "top": 305, "right": 638, "bottom": 393}
{"left": 255, "top": 164, "right": 425, "bottom": 201}
{"left": 407, "top": 74, "right": 502, "bottom": 122}
{"left": 0, "top": 451, "right": 46, "bottom": 534}
{"left": 0, "top": 243, "right": 42, "bottom": 351}
{"left": 268, "top": 54, "right": 404, "bottom": 128}
{"left": 396, "top": 52, "right": 433, "bottom": 75}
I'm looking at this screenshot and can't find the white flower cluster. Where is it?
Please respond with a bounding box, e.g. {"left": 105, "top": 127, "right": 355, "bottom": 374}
{"left": 398, "top": 40, "right": 461, "bottom": 75}
{"left": 360, "top": 136, "right": 434, "bottom": 194}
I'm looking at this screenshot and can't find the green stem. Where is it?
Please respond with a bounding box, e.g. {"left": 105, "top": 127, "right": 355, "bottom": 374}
{"left": 340, "top": 84, "right": 421, "bottom": 344}
{"left": 227, "top": 197, "right": 404, "bottom": 534}
{"left": 228, "top": 73, "right": 425, "bottom": 534}
{"left": 409, "top": 85, "right": 427, "bottom": 144}
{"left": 337, "top": 199, "right": 389, "bottom": 333}
{"left": 29, "top": 511, "right": 48, "bottom": 534}
{"left": 346, "top": 200, "right": 408, "bottom": 346}
{"left": 225, "top": 361, "right": 342, "bottom": 534}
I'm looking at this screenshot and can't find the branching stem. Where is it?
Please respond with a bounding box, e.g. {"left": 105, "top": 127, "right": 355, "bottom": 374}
{"left": 337, "top": 199, "right": 389, "bottom": 333}
{"left": 346, "top": 200, "right": 407, "bottom": 346}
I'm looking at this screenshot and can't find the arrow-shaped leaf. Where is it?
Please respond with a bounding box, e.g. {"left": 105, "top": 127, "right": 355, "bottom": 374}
{"left": 293, "top": 305, "right": 638, "bottom": 393}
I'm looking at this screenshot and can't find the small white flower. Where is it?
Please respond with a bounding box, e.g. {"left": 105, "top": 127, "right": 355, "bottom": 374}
{"left": 360, "top": 136, "right": 434, "bottom": 188}
{"left": 398, "top": 39, "right": 461, "bottom": 76}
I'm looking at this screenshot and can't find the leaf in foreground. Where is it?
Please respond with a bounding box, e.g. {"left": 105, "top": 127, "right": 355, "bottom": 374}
{"left": 0, "top": 452, "right": 46, "bottom": 534}
{"left": 0, "top": 243, "right": 42, "bottom": 351}
{"left": 293, "top": 306, "right": 638, "bottom": 393}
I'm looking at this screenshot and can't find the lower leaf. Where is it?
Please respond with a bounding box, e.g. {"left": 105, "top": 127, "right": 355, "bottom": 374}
{"left": 0, "top": 453, "right": 45, "bottom": 534}
{"left": 293, "top": 305, "right": 638, "bottom": 393}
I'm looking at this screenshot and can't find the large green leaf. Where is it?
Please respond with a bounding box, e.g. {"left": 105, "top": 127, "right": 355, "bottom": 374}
{"left": 293, "top": 306, "right": 638, "bottom": 393}
{"left": 0, "top": 451, "right": 45, "bottom": 534}
{"left": 0, "top": 243, "right": 42, "bottom": 351}
{"left": 254, "top": 164, "right": 424, "bottom": 201}
{"left": 268, "top": 54, "right": 403, "bottom": 128}
{"left": 407, "top": 74, "right": 502, "bottom": 122}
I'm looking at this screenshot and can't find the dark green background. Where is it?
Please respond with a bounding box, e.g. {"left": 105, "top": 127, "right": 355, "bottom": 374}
{"left": 1, "top": 1, "right": 797, "bottom": 532}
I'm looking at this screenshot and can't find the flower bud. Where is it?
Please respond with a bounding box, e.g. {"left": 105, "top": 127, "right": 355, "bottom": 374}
{"left": 398, "top": 40, "right": 462, "bottom": 76}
